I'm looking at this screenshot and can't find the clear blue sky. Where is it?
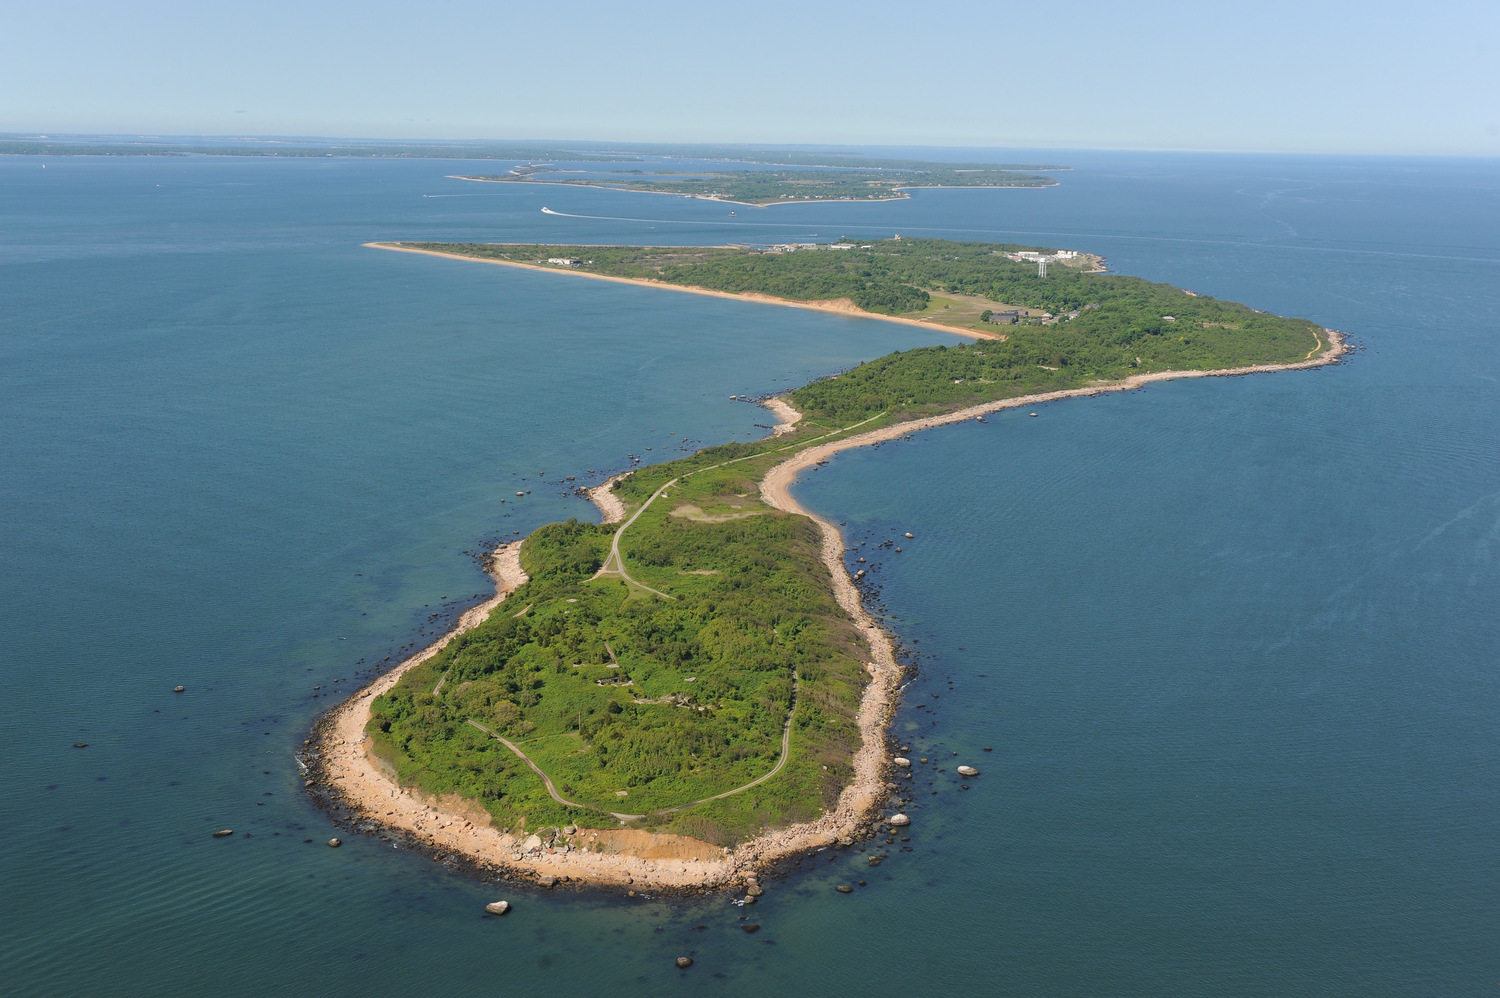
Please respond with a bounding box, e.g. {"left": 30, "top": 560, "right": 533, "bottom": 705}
{"left": 5, "top": 0, "right": 1497, "bottom": 155}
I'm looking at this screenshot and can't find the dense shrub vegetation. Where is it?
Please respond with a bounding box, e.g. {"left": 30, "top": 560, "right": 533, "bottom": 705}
{"left": 369, "top": 237, "right": 1327, "bottom": 842}
{"left": 371, "top": 473, "right": 870, "bottom": 843}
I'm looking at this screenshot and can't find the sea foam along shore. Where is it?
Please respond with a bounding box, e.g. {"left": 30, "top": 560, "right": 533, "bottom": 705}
{"left": 306, "top": 327, "right": 1349, "bottom": 892}
{"left": 364, "top": 242, "right": 1000, "bottom": 344}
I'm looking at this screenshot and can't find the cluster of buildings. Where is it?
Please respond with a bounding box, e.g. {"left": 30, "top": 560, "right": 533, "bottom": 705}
{"left": 766, "top": 242, "right": 873, "bottom": 253}
{"left": 986, "top": 307, "right": 1089, "bottom": 326}
{"left": 1006, "top": 249, "right": 1079, "bottom": 263}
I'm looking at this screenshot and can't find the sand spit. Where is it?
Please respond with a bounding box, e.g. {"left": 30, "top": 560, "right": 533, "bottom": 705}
{"left": 364, "top": 242, "right": 997, "bottom": 343}
{"left": 305, "top": 318, "right": 1347, "bottom": 891}
{"left": 763, "top": 328, "right": 1349, "bottom": 514}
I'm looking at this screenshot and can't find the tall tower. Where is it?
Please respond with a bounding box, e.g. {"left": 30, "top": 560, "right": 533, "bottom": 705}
{"left": 1038, "top": 257, "right": 1048, "bottom": 278}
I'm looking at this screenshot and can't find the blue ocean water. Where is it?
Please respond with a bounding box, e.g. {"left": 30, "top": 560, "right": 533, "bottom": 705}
{"left": 2, "top": 152, "right": 1497, "bottom": 995}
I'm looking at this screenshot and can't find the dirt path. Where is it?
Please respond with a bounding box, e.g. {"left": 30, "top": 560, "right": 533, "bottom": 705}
{"left": 593, "top": 476, "right": 678, "bottom": 599}
{"left": 662, "top": 673, "right": 798, "bottom": 813}
{"left": 466, "top": 719, "right": 644, "bottom": 820}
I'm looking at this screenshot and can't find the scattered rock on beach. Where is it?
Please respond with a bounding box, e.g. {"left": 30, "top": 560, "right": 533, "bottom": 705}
{"left": 562, "top": 825, "right": 576, "bottom": 835}
{"left": 485, "top": 901, "right": 511, "bottom": 915}
{"left": 522, "top": 834, "right": 543, "bottom": 853}
{"left": 538, "top": 875, "right": 558, "bottom": 888}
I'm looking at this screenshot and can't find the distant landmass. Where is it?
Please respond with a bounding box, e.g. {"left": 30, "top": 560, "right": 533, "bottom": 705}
{"left": 455, "top": 164, "right": 1058, "bottom": 204}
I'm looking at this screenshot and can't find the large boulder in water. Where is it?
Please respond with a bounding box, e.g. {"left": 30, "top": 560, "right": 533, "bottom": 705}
{"left": 887, "top": 814, "right": 911, "bottom": 827}
{"left": 485, "top": 900, "right": 510, "bottom": 915}
{"left": 957, "top": 765, "right": 980, "bottom": 777}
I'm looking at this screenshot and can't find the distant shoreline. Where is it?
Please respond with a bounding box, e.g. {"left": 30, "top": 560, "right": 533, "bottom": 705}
{"left": 447, "top": 174, "right": 1056, "bottom": 207}
{"left": 365, "top": 241, "right": 1001, "bottom": 342}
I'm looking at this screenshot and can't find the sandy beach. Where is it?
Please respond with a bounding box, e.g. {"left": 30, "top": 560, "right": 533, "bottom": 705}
{"left": 306, "top": 320, "right": 1347, "bottom": 891}
{"left": 365, "top": 242, "right": 1000, "bottom": 342}
{"left": 587, "top": 473, "right": 627, "bottom": 524}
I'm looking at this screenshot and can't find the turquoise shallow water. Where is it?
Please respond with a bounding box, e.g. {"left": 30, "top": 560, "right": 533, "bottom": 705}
{"left": 2, "top": 152, "right": 1498, "bottom": 995}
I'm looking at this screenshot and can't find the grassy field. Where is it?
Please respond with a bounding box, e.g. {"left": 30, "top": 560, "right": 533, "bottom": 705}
{"left": 368, "top": 237, "right": 1329, "bottom": 843}
{"left": 369, "top": 428, "right": 882, "bottom": 843}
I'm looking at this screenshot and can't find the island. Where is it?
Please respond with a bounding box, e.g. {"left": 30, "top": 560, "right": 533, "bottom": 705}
{"left": 453, "top": 163, "right": 1059, "bottom": 205}
{"left": 305, "top": 238, "right": 1349, "bottom": 891}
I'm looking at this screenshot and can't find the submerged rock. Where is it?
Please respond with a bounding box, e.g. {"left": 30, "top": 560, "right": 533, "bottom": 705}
{"left": 836, "top": 885, "right": 853, "bottom": 893}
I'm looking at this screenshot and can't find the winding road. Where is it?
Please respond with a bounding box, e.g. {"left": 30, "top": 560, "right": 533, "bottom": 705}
{"left": 592, "top": 476, "right": 678, "bottom": 599}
